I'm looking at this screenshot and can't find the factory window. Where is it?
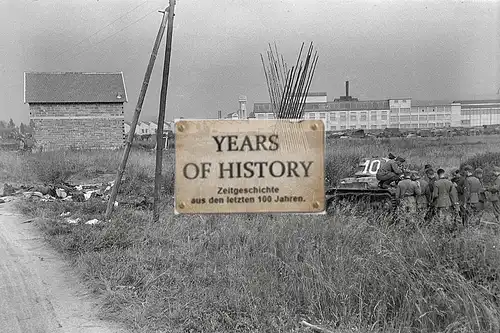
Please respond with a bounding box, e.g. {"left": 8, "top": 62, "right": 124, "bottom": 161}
{"left": 411, "top": 107, "right": 418, "bottom": 113}
{"left": 390, "top": 116, "right": 398, "bottom": 123}
{"left": 410, "top": 123, "right": 418, "bottom": 128}
{"left": 268, "top": 114, "right": 275, "bottom": 119}
{"left": 437, "top": 114, "right": 444, "bottom": 119}
{"left": 400, "top": 108, "right": 410, "bottom": 113}
{"left": 420, "top": 115, "right": 428, "bottom": 121}
{"left": 381, "top": 112, "right": 388, "bottom": 120}
{"left": 445, "top": 122, "right": 451, "bottom": 127}
{"left": 436, "top": 122, "right": 444, "bottom": 127}
{"left": 340, "top": 113, "right": 347, "bottom": 122}
{"left": 340, "top": 125, "right": 346, "bottom": 130}
{"left": 371, "top": 114, "right": 377, "bottom": 121}
{"left": 482, "top": 109, "right": 491, "bottom": 115}
{"left": 256, "top": 113, "right": 265, "bottom": 119}
{"left": 350, "top": 113, "right": 357, "bottom": 121}
{"left": 400, "top": 115, "right": 410, "bottom": 122}
{"left": 420, "top": 123, "right": 427, "bottom": 128}
{"left": 360, "top": 112, "right": 367, "bottom": 121}
{"left": 308, "top": 112, "right": 316, "bottom": 118}
{"left": 330, "top": 125, "right": 337, "bottom": 130}
{"left": 350, "top": 125, "right": 356, "bottom": 129}
{"left": 428, "top": 115, "right": 436, "bottom": 121}
{"left": 390, "top": 108, "right": 399, "bottom": 114}
{"left": 329, "top": 113, "right": 337, "bottom": 121}
{"left": 371, "top": 125, "right": 378, "bottom": 129}
{"left": 437, "top": 106, "right": 444, "bottom": 112}
{"left": 428, "top": 123, "right": 436, "bottom": 128}
{"left": 264, "top": 104, "right": 271, "bottom": 111}
{"left": 319, "top": 112, "right": 326, "bottom": 119}
{"left": 461, "top": 119, "right": 471, "bottom": 125}
{"left": 380, "top": 124, "right": 387, "bottom": 129}
{"left": 361, "top": 125, "right": 367, "bottom": 129}
{"left": 444, "top": 106, "right": 451, "bottom": 113}
{"left": 411, "top": 115, "right": 418, "bottom": 121}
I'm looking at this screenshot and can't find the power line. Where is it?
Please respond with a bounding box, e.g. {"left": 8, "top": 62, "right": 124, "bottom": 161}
{"left": 64, "top": 8, "right": 161, "bottom": 61}
{"left": 54, "top": 0, "right": 150, "bottom": 60}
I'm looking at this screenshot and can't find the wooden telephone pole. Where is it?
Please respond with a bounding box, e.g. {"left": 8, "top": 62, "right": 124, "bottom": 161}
{"left": 105, "top": 5, "right": 171, "bottom": 220}
{"left": 153, "top": 0, "right": 176, "bottom": 222}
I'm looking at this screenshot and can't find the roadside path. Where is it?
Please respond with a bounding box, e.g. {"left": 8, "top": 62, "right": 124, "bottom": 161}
{"left": 0, "top": 201, "right": 129, "bottom": 333}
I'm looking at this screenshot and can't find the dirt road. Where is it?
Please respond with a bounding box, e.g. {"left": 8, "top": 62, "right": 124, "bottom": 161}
{"left": 0, "top": 202, "right": 130, "bottom": 333}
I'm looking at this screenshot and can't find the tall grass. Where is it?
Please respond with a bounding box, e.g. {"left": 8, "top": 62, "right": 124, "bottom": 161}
{"left": 6, "top": 135, "right": 500, "bottom": 332}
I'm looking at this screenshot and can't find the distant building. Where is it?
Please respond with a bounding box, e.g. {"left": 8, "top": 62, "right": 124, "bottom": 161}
{"left": 24, "top": 72, "right": 127, "bottom": 151}
{"left": 252, "top": 81, "right": 499, "bottom": 131}
{"left": 455, "top": 99, "right": 500, "bottom": 127}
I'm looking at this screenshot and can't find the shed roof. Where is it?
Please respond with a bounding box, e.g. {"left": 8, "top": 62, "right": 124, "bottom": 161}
{"left": 24, "top": 72, "right": 128, "bottom": 103}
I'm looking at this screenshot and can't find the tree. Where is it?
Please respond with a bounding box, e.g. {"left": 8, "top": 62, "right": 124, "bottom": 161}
{"left": 8, "top": 118, "right": 15, "bottom": 129}
{"left": 20, "top": 123, "right": 26, "bottom": 134}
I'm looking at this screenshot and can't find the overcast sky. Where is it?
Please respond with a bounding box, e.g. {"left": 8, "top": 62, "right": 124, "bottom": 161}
{"left": 1, "top": 0, "right": 499, "bottom": 125}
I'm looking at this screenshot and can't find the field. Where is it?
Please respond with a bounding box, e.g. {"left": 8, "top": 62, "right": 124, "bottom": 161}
{"left": 2, "top": 135, "right": 500, "bottom": 332}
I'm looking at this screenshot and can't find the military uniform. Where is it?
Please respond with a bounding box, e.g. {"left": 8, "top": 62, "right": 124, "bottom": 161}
{"left": 396, "top": 175, "right": 421, "bottom": 214}
{"left": 377, "top": 157, "right": 404, "bottom": 188}
{"left": 424, "top": 170, "right": 437, "bottom": 223}
{"left": 433, "top": 176, "right": 460, "bottom": 228}
{"left": 474, "top": 168, "right": 485, "bottom": 216}
{"left": 416, "top": 177, "right": 430, "bottom": 214}
{"left": 487, "top": 167, "right": 500, "bottom": 223}
{"left": 463, "top": 172, "right": 482, "bottom": 226}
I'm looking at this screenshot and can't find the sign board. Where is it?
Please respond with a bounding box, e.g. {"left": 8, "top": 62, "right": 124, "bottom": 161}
{"left": 174, "top": 119, "right": 325, "bottom": 214}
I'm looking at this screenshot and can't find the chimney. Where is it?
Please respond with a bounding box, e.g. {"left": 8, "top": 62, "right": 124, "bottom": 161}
{"left": 217, "top": 110, "right": 222, "bottom": 119}
{"left": 345, "top": 81, "right": 349, "bottom": 97}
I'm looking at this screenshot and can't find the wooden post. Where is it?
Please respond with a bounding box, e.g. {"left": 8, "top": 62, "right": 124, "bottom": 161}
{"left": 105, "top": 6, "right": 170, "bottom": 220}
{"left": 153, "top": 0, "right": 176, "bottom": 222}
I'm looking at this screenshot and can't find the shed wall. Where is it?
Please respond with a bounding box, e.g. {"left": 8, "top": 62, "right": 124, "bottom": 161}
{"left": 29, "top": 103, "right": 125, "bottom": 151}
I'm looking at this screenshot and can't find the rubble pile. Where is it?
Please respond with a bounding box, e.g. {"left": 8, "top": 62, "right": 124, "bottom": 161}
{"left": 3, "top": 181, "right": 114, "bottom": 202}
{"left": 1, "top": 177, "right": 153, "bottom": 209}
{"left": 1, "top": 180, "right": 116, "bottom": 203}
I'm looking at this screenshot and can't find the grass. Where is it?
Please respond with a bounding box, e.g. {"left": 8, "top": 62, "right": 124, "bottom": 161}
{"left": 3, "top": 136, "right": 500, "bottom": 332}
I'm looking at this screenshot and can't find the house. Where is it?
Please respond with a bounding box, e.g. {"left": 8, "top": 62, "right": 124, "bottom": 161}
{"left": 225, "top": 112, "right": 239, "bottom": 120}
{"left": 136, "top": 121, "right": 151, "bottom": 135}
{"left": 24, "top": 72, "right": 128, "bottom": 151}
{"left": 124, "top": 121, "right": 132, "bottom": 135}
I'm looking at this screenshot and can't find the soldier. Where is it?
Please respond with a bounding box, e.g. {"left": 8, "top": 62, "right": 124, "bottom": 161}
{"left": 396, "top": 170, "right": 421, "bottom": 215}
{"left": 463, "top": 165, "right": 482, "bottom": 226}
{"left": 486, "top": 166, "right": 500, "bottom": 223}
{"left": 413, "top": 171, "right": 430, "bottom": 216}
{"left": 475, "top": 168, "right": 486, "bottom": 213}
{"left": 424, "top": 168, "right": 437, "bottom": 222}
{"left": 433, "top": 168, "right": 460, "bottom": 229}
{"left": 452, "top": 167, "right": 467, "bottom": 225}
{"left": 377, "top": 156, "right": 405, "bottom": 189}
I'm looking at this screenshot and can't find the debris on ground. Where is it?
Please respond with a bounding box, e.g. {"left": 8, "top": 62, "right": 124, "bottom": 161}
{"left": 85, "top": 219, "right": 101, "bottom": 225}
{"left": 2, "top": 180, "right": 117, "bottom": 204}
{"left": 65, "top": 217, "right": 81, "bottom": 224}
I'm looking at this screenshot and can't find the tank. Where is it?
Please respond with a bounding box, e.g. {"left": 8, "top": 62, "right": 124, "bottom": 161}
{"left": 326, "top": 157, "right": 399, "bottom": 214}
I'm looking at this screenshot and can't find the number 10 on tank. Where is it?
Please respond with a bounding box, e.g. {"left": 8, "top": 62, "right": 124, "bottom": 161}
{"left": 357, "top": 159, "right": 382, "bottom": 175}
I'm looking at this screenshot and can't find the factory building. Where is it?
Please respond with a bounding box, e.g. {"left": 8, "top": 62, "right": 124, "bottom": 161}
{"left": 251, "top": 82, "right": 500, "bottom": 131}
{"left": 455, "top": 100, "right": 500, "bottom": 127}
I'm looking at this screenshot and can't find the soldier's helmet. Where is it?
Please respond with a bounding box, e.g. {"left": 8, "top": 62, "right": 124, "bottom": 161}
{"left": 474, "top": 168, "right": 483, "bottom": 177}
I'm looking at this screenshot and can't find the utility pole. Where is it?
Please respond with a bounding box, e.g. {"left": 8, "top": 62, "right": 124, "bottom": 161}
{"left": 153, "top": 0, "right": 176, "bottom": 222}
{"left": 105, "top": 6, "right": 170, "bottom": 220}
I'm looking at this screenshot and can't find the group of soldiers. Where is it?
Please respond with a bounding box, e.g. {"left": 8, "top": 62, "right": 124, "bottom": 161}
{"left": 376, "top": 153, "right": 500, "bottom": 226}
